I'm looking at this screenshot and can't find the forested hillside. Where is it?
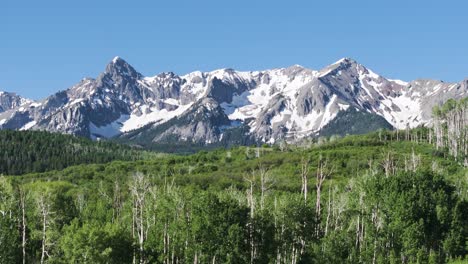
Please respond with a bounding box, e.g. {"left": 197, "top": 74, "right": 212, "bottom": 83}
{"left": 0, "top": 98, "right": 466, "bottom": 263}
{"left": 0, "top": 130, "right": 153, "bottom": 175}
{"left": 0, "top": 128, "right": 467, "bottom": 263}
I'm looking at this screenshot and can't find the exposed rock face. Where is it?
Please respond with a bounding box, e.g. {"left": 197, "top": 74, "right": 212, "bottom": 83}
{"left": 0, "top": 57, "right": 467, "bottom": 145}
{"left": 0, "top": 91, "right": 31, "bottom": 113}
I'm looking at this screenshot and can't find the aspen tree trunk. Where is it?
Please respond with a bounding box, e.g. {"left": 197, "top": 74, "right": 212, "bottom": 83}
{"left": 258, "top": 166, "right": 273, "bottom": 211}
{"left": 315, "top": 157, "right": 328, "bottom": 217}
{"left": 315, "top": 155, "right": 333, "bottom": 237}
{"left": 112, "top": 180, "right": 122, "bottom": 223}
{"left": 37, "top": 194, "right": 52, "bottom": 264}
{"left": 382, "top": 152, "right": 395, "bottom": 177}
{"left": 19, "top": 189, "right": 27, "bottom": 264}
{"left": 355, "top": 215, "right": 360, "bottom": 250}
{"left": 300, "top": 157, "right": 309, "bottom": 204}
{"left": 130, "top": 172, "right": 150, "bottom": 264}
{"left": 411, "top": 148, "right": 420, "bottom": 172}
{"left": 139, "top": 201, "right": 144, "bottom": 264}
{"left": 325, "top": 185, "right": 331, "bottom": 236}
{"left": 274, "top": 197, "right": 281, "bottom": 264}
{"left": 132, "top": 200, "right": 136, "bottom": 264}
{"left": 41, "top": 210, "right": 47, "bottom": 264}
{"left": 244, "top": 174, "right": 256, "bottom": 264}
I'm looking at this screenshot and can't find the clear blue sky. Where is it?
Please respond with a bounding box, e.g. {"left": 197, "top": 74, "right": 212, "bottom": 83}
{"left": 2, "top": 0, "right": 467, "bottom": 99}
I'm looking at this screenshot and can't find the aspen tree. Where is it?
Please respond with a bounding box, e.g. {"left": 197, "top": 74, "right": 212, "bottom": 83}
{"left": 36, "top": 193, "right": 53, "bottom": 264}
{"left": 130, "top": 172, "right": 151, "bottom": 264}
{"left": 19, "top": 188, "right": 27, "bottom": 264}
{"left": 300, "top": 157, "right": 309, "bottom": 204}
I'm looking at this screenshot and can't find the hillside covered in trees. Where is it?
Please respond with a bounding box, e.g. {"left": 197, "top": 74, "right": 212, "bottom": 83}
{"left": 0, "top": 128, "right": 467, "bottom": 263}
{"left": 0, "top": 130, "right": 157, "bottom": 175}
{"left": 0, "top": 98, "right": 466, "bottom": 263}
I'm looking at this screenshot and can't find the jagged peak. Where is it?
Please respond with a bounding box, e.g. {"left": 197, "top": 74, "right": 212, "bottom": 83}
{"left": 318, "top": 57, "right": 365, "bottom": 77}
{"left": 112, "top": 56, "right": 122, "bottom": 63}
{"left": 280, "top": 64, "right": 317, "bottom": 78}
{"left": 286, "top": 64, "right": 305, "bottom": 69}
{"left": 104, "top": 56, "right": 141, "bottom": 79}
{"left": 210, "top": 68, "right": 236, "bottom": 75}
{"left": 155, "top": 71, "right": 180, "bottom": 80}
{"left": 107, "top": 56, "right": 129, "bottom": 67}
{"left": 0, "top": 90, "right": 21, "bottom": 98}
{"left": 333, "top": 57, "right": 358, "bottom": 66}
{"left": 208, "top": 68, "right": 248, "bottom": 82}
{"left": 0, "top": 90, "right": 14, "bottom": 96}
{"left": 283, "top": 64, "right": 309, "bottom": 72}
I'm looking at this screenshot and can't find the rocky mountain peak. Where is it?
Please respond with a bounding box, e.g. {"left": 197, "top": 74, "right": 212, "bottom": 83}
{"left": 281, "top": 64, "right": 314, "bottom": 77}
{"left": 0, "top": 91, "right": 32, "bottom": 113}
{"left": 336, "top": 57, "right": 358, "bottom": 65}
{"left": 0, "top": 57, "right": 466, "bottom": 146}
{"left": 317, "top": 57, "right": 361, "bottom": 77}
{"left": 104, "top": 56, "right": 141, "bottom": 80}
{"left": 333, "top": 57, "right": 361, "bottom": 70}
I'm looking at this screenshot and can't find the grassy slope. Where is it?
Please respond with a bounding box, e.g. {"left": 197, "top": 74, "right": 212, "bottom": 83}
{"left": 18, "top": 133, "right": 467, "bottom": 197}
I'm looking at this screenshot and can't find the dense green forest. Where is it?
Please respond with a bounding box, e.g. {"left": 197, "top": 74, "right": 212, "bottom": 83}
{"left": 0, "top": 130, "right": 467, "bottom": 263}
{"left": 0, "top": 98, "right": 466, "bottom": 263}
{"left": 0, "top": 130, "right": 157, "bottom": 175}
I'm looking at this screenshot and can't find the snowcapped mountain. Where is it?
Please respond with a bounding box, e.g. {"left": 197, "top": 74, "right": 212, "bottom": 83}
{"left": 0, "top": 91, "right": 31, "bottom": 113}
{"left": 0, "top": 57, "right": 466, "bottom": 146}
{"left": 0, "top": 91, "right": 32, "bottom": 127}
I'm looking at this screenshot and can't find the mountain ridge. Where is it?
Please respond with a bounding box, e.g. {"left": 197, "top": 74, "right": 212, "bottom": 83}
{"left": 0, "top": 57, "right": 466, "bottom": 146}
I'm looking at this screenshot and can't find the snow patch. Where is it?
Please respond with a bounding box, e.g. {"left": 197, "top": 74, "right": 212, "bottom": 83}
{"left": 20, "top": 121, "right": 36, "bottom": 130}
{"left": 319, "top": 94, "right": 338, "bottom": 128}
{"left": 121, "top": 103, "right": 193, "bottom": 132}
{"left": 378, "top": 91, "right": 422, "bottom": 129}
{"left": 389, "top": 79, "right": 408, "bottom": 86}
{"left": 30, "top": 102, "right": 42, "bottom": 108}
{"left": 338, "top": 103, "right": 350, "bottom": 111}
{"left": 90, "top": 116, "right": 128, "bottom": 139}
{"left": 163, "top": 98, "right": 180, "bottom": 106}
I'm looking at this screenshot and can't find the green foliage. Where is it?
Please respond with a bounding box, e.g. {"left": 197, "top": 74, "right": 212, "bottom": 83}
{"left": 0, "top": 130, "right": 155, "bottom": 175}
{"left": 60, "top": 220, "right": 133, "bottom": 263}
{"left": 433, "top": 97, "right": 468, "bottom": 117}
{"left": 0, "top": 177, "right": 20, "bottom": 263}
{"left": 0, "top": 130, "right": 466, "bottom": 263}
{"left": 432, "top": 97, "right": 468, "bottom": 163}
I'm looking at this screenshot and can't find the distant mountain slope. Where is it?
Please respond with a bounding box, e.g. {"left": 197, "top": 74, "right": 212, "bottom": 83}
{"left": 0, "top": 130, "right": 150, "bottom": 175}
{"left": 319, "top": 108, "right": 394, "bottom": 137}
{"left": 0, "top": 91, "right": 31, "bottom": 113}
{"left": 0, "top": 57, "right": 466, "bottom": 146}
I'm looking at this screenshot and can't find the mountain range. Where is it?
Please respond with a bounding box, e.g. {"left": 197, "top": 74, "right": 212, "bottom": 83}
{"left": 1, "top": 57, "right": 467, "bottom": 148}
